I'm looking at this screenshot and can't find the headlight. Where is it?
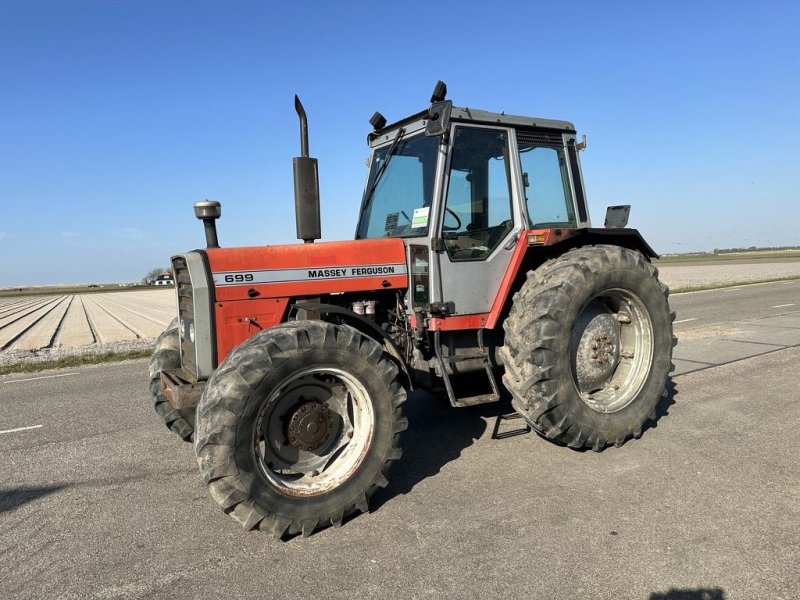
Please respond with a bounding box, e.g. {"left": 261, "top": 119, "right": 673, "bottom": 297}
{"left": 189, "top": 321, "right": 195, "bottom": 343}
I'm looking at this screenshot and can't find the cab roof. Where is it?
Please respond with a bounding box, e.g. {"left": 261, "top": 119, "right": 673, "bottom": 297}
{"left": 369, "top": 105, "right": 576, "bottom": 142}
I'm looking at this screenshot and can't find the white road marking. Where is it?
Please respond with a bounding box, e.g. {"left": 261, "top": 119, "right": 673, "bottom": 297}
{"left": 674, "top": 318, "right": 698, "bottom": 324}
{"left": 3, "top": 372, "right": 79, "bottom": 384}
{"left": 772, "top": 303, "right": 795, "bottom": 308}
{"left": 0, "top": 424, "right": 43, "bottom": 435}
{"left": 721, "top": 286, "right": 743, "bottom": 291}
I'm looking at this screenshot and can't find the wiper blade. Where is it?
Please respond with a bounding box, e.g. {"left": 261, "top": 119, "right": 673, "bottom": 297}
{"left": 365, "top": 127, "right": 405, "bottom": 204}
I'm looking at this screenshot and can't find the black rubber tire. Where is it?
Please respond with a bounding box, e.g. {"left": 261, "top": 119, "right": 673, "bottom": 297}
{"left": 194, "top": 320, "right": 407, "bottom": 539}
{"left": 148, "top": 320, "right": 195, "bottom": 442}
{"left": 499, "top": 245, "right": 675, "bottom": 451}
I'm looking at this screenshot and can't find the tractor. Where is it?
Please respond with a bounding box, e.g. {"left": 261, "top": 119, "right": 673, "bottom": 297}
{"left": 149, "top": 81, "right": 674, "bottom": 538}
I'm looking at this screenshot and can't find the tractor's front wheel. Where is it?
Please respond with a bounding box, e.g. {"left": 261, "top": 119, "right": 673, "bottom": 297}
{"left": 148, "top": 320, "right": 195, "bottom": 442}
{"left": 194, "top": 321, "right": 407, "bottom": 538}
{"left": 500, "top": 245, "right": 675, "bottom": 451}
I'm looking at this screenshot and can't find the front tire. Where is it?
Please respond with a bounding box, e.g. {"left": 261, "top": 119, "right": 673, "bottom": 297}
{"left": 500, "top": 245, "right": 675, "bottom": 451}
{"left": 148, "top": 321, "right": 195, "bottom": 442}
{"left": 194, "top": 321, "right": 407, "bottom": 538}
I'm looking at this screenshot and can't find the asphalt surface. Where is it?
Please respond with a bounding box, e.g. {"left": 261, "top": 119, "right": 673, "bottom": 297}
{"left": 1, "top": 281, "right": 798, "bottom": 600}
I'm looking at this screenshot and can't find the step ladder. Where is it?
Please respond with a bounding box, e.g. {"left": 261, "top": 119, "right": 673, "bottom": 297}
{"left": 433, "top": 328, "right": 501, "bottom": 408}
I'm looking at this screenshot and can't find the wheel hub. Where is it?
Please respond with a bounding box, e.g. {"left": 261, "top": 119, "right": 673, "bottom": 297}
{"left": 287, "top": 401, "right": 335, "bottom": 452}
{"left": 573, "top": 309, "right": 620, "bottom": 391}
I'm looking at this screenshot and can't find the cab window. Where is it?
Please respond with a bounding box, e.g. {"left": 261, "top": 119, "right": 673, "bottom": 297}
{"left": 518, "top": 142, "right": 575, "bottom": 228}
{"left": 356, "top": 134, "right": 439, "bottom": 239}
{"left": 443, "top": 127, "right": 514, "bottom": 261}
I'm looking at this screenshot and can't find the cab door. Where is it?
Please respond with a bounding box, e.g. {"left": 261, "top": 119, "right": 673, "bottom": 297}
{"left": 432, "top": 124, "right": 524, "bottom": 315}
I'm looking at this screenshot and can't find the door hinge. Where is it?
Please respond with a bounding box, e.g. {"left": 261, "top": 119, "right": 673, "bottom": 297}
{"left": 431, "top": 238, "right": 445, "bottom": 253}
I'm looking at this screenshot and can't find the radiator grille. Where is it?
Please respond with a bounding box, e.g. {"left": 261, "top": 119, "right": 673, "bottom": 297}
{"left": 172, "top": 256, "right": 196, "bottom": 378}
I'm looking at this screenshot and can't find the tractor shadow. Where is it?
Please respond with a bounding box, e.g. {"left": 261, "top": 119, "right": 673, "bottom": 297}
{"left": 638, "top": 375, "right": 678, "bottom": 443}
{"left": 371, "top": 387, "right": 514, "bottom": 512}
{"left": 0, "top": 484, "right": 69, "bottom": 513}
{"left": 371, "top": 376, "right": 679, "bottom": 511}
{"left": 649, "top": 588, "right": 725, "bottom": 600}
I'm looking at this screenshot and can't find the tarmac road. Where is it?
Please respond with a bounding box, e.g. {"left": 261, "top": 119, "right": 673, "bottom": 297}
{"left": 0, "top": 281, "right": 798, "bottom": 600}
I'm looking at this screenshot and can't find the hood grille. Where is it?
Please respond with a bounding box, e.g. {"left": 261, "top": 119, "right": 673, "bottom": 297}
{"left": 172, "top": 256, "right": 197, "bottom": 378}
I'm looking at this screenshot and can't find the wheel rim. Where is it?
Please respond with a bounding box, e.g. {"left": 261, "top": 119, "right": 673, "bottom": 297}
{"left": 569, "top": 288, "right": 654, "bottom": 413}
{"left": 252, "top": 367, "right": 375, "bottom": 496}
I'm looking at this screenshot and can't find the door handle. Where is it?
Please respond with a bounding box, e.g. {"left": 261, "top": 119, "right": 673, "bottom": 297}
{"left": 504, "top": 233, "right": 519, "bottom": 250}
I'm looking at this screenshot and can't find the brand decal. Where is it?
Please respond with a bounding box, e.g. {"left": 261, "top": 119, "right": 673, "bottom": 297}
{"left": 213, "top": 263, "right": 407, "bottom": 286}
{"left": 308, "top": 265, "right": 398, "bottom": 278}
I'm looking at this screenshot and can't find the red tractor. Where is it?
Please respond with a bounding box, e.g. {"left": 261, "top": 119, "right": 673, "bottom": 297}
{"left": 150, "top": 82, "right": 674, "bottom": 538}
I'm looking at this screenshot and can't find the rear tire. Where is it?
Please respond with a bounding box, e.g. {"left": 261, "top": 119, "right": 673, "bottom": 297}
{"left": 499, "top": 245, "right": 675, "bottom": 451}
{"left": 194, "top": 321, "right": 407, "bottom": 538}
{"left": 148, "top": 321, "right": 195, "bottom": 442}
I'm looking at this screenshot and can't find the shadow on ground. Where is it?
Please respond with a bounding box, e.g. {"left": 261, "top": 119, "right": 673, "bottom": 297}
{"left": 373, "top": 375, "right": 679, "bottom": 510}
{"left": 0, "top": 484, "right": 69, "bottom": 513}
{"left": 649, "top": 588, "right": 725, "bottom": 600}
{"left": 371, "top": 388, "right": 516, "bottom": 511}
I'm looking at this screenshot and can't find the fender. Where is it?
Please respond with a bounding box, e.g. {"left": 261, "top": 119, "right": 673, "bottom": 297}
{"left": 289, "top": 302, "right": 414, "bottom": 390}
{"left": 576, "top": 228, "right": 659, "bottom": 259}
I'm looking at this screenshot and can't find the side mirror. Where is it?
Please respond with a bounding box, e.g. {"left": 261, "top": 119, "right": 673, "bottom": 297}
{"left": 604, "top": 205, "right": 630, "bottom": 229}
{"left": 425, "top": 100, "right": 452, "bottom": 137}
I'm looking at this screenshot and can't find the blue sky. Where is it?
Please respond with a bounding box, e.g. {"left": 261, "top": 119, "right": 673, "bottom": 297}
{"left": 1, "top": 1, "right": 798, "bottom": 285}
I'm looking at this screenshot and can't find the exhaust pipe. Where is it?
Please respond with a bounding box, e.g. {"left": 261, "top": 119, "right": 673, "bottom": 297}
{"left": 293, "top": 96, "right": 321, "bottom": 243}
{"left": 194, "top": 200, "right": 222, "bottom": 248}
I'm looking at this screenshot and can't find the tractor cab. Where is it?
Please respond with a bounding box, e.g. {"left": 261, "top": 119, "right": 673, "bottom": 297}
{"left": 356, "top": 83, "right": 590, "bottom": 318}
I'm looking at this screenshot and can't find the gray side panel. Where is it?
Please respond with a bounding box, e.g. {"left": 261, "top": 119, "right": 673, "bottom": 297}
{"left": 172, "top": 252, "right": 214, "bottom": 381}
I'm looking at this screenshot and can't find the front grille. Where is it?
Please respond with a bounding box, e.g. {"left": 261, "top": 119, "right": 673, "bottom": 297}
{"left": 172, "top": 256, "right": 197, "bottom": 378}
{"left": 516, "top": 129, "right": 564, "bottom": 148}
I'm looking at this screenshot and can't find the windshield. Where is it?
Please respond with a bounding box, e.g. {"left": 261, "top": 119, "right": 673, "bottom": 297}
{"left": 356, "top": 133, "right": 439, "bottom": 239}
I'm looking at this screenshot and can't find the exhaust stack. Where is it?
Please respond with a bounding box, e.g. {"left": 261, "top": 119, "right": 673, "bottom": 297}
{"left": 194, "top": 200, "right": 222, "bottom": 248}
{"left": 293, "top": 96, "right": 321, "bottom": 243}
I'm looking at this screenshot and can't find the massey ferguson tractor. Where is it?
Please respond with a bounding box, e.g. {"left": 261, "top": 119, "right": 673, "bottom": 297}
{"left": 149, "top": 82, "right": 674, "bottom": 539}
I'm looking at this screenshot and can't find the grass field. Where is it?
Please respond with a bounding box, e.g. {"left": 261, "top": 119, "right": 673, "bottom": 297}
{"left": 655, "top": 249, "right": 800, "bottom": 264}
{"left": 0, "top": 284, "right": 162, "bottom": 299}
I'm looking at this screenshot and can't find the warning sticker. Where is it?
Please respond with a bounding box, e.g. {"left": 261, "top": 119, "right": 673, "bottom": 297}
{"left": 411, "top": 207, "right": 430, "bottom": 229}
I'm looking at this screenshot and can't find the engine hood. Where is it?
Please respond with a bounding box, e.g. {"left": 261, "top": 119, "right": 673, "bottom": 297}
{"left": 204, "top": 238, "right": 408, "bottom": 301}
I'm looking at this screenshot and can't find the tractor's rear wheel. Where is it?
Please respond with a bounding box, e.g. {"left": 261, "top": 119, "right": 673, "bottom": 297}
{"left": 500, "top": 245, "right": 675, "bottom": 451}
{"left": 194, "top": 321, "right": 407, "bottom": 539}
{"left": 148, "top": 320, "right": 195, "bottom": 442}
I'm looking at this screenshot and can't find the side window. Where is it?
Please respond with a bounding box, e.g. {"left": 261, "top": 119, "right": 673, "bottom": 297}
{"left": 518, "top": 143, "right": 575, "bottom": 227}
{"left": 443, "top": 127, "right": 514, "bottom": 261}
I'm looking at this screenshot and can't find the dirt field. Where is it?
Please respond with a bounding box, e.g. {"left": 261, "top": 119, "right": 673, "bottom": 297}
{"left": 657, "top": 259, "right": 800, "bottom": 289}
{"left": 0, "top": 290, "right": 175, "bottom": 365}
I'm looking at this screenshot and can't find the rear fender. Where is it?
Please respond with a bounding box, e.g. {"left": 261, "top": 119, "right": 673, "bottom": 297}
{"left": 571, "top": 228, "right": 659, "bottom": 259}
{"left": 493, "top": 228, "right": 660, "bottom": 329}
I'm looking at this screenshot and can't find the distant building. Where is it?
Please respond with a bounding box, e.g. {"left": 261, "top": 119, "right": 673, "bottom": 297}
{"left": 154, "top": 271, "right": 174, "bottom": 286}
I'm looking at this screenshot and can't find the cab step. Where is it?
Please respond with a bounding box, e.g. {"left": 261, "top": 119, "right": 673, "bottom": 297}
{"left": 433, "top": 329, "right": 501, "bottom": 408}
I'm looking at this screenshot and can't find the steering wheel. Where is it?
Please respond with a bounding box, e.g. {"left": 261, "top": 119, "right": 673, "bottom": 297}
{"left": 443, "top": 207, "right": 462, "bottom": 231}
